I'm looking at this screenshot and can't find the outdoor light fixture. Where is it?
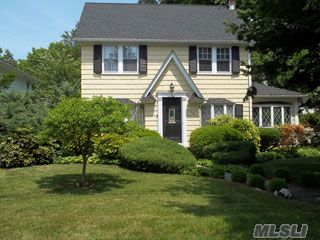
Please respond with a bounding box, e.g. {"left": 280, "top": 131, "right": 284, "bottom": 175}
{"left": 170, "top": 83, "right": 174, "bottom": 93}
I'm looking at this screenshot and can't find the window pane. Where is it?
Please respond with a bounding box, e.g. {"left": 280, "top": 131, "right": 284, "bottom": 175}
{"left": 273, "top": 107, "right": 282, "bottom": 126}
{"left": 214, "top": 105, "right": 224, "bottom": 117}
{"left": 253, "top": 107, "right": 259, "bottom": 126}
{"left": 262, "top": 107, "right": 271, "bottom": 127}
{"left": 284, "top": 107, "right": 291, "bottom": 123}
{"left": 123, "top": 47, "right": 137, "bottom": 72}
{"left": 199, "top": 47, "right": 212, "bottom": 71}
{"left": 217, "top": 48, "right": 230, "bottom": 72}
{"left": 217, "top": 61, "right": 230, "bottom": 72}
{"left": 201, "top": 105, "right": 211, "bottom": 126}
{"left": 104, "top": 46, "right": 118, "bottom": 71}
{"left": 227, "top": 105, "right": 233, "bottom": 116}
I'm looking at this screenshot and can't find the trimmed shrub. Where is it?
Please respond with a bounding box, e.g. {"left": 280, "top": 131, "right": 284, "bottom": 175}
{"left": 269, "top": 178, "right": 287, "bottom": 192}
{"left": 0, "top": 128, "right": 57, "bottom": 168}
{"left": 54, "top": 154, "right": 114, "bottom": 165}
{"left": 249, "top": 174, "right": 265, "bottom": 189}
{"left": 190, "top": 125, "right": 244, "bottom": 158}
{"left": 298, "top": 171, "right": 319, "bottom": 188}
{"left": 296, "top": 147, "right": 320, "bottom": 157}
{"left": 94, "top": 133, "right": 131, "bottom": 159}
{"left": 259, "top": 128, "right": 281, "bottom": 151}
{"left": 250, "top": 164, "right": 264, "bottom": 176}
{"left": 208, "top": 115, "right": 261, "bottom": 150}
{"left": 125, "top": 121, "right": 161, "bottom": 138}
{"left": 300, "top": 113, "right": 320, "bottom": 131}
{"left": 255, "top": 151, "right": 285, "bottom": 162}
{"left": 231, "top": 170, "right": 247, "bottom": 183}
{"left": 274, "top": 169, "right": 292, "bottom": 182}
{"left": 119, "top": 137, "right": 197, "bottom": 173}
{"left": 203, "top": 141, "right": 256, "bottom": 165}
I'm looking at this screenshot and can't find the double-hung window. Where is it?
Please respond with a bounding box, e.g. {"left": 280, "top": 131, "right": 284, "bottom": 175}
{"left": 252, "top": 105, "right": 292, "bottom": 127}
{"left": 103, "top": 46, "right": 138, "bottom": 73}
{"left": 198, "top": 47, "right": 231, "bottom": 74}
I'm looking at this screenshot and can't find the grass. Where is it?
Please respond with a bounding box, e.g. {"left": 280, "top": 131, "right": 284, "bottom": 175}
{"left": 1, "top": 164, "right": 320, "bottom": 240}
{"left": 259, "top": 156, "right": 320, "bottom": 182}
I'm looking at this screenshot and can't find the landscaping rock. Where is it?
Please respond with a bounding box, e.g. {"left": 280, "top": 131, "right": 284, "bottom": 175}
{"left": 279, "top": 188, "right": 293, "bottom": 199}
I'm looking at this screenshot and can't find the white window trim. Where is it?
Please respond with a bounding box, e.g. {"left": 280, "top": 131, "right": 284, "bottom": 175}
{"left": 210, "top": 104, "right": 235, "bottom": 118}
{"left": 197, "top": 46, "right": 232, "bottom": 75}
{"left": 253, "top": 104, "right": 292, "bottom": 128}
{"left": 102, "top": 45, "right": 139, "bottom": 75}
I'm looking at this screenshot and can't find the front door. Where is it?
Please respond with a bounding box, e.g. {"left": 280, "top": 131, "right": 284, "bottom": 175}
{"left": 163, "top": 97, "right": 182, "bottom": 143}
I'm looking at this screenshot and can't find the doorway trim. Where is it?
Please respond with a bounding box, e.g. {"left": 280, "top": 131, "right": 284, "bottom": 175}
{"left": 157, "top": 92, "right": 188, "bottom": 146}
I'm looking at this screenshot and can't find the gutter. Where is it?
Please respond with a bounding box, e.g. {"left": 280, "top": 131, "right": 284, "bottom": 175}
{"left": 74, "top": 38, "right": 248, "bottom": 46}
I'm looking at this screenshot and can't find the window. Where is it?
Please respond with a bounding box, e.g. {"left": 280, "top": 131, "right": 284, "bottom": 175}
{"left": 253, "top": 105, "right": 292, "bottom": 127}
{"left": 217, "top": 48, "right": 230, "bottom": 72}
{"left": 198, "top": 47, "right": 212, "bottom": 71}
{"left": 198, "top": 47, "right": 231, "bottom": 74}
{"left": 201, "top": 104, "right": 234, "bottom": 125}
{"left": 104, "top": 46, "right": 118, "bottom": 72}
{"left": 103, "top": 45, "right": 138, "bottom": 73}
{"left": 123, "top": 46, "right": 137, "bottom": 72}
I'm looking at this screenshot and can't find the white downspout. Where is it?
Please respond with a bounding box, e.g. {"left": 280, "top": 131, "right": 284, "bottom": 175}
{"left": 248, "top": 51, "right": 253, "bottom": 120}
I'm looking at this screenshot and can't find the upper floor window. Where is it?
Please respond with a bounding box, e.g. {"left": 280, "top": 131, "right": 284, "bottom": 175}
{"left": 103, "top": 46, "right": 138, "bottom": 73}
{"left": 198, "top": 47, "right": 231, "bottom": 74}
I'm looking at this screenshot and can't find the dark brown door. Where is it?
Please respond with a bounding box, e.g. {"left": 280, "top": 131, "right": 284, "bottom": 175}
{"left": 163, "top": 97, "right": 182, "bottom": 143}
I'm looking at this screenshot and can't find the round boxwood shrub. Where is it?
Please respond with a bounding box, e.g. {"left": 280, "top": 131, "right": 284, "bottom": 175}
{"left": 231, "top": 170, "right": 247, "bottom": 183}
{"left": 249, "top": 174, "right": 265, "bottom": 189}
{"left": 190, "top": 125, "right": 244, "bottom": 158}
{"left": 298, "top": 171, "right": 319, "bottom": 188}
{"left": 203, "top": 141, "right": 256, "bottom": 165}
{"left": 119, "top": 137, "right": 197, "bottom": 173}
{"left": 274, "top": 169, "right": 291, "bottom": 183}
{"left": 250, "top": 164, "right": 264, "bottom": 176}
{"left": 269, "top": 178, "right": 287, "bottom": 192}
{"left": 259, "top": 128, "right": 281, "bottom": 151}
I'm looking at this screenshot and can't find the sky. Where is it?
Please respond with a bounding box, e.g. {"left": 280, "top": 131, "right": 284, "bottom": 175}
{"left": 0, "top": 0, "right": 136, "bottom": 60}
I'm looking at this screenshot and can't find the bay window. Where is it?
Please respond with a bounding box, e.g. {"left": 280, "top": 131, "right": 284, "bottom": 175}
{"left": 198, "top": 46, "right": 231, "bottom": 74}
{"left": 253, "top": 105, "right": 291, "bottom": 127}
{"left": 201, "top": 104, "right": 234, "bottom": 125}
{"left": 103, "top": 45, "right": 138, "bottom": 73}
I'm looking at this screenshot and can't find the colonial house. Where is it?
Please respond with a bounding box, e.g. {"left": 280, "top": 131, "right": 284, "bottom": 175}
{"left": 75, "top": 3, "right": 306, "bottom": 146}
{"left": 0, "top": 59, "right": 35, "bottom": 93}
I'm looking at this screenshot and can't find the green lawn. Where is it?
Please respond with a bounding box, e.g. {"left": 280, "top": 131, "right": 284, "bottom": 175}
{"left": 259, "top": 157, "right": 320, "bottom": 181}
{"left": 1, "top": 164, "right": 320, "bottom": 240}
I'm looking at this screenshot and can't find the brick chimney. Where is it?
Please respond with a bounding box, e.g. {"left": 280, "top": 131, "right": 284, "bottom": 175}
{"left": 228, "top": 0, "right": 236, "bottom": 10}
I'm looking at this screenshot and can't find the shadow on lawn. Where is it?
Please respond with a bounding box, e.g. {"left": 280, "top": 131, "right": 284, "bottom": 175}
{"left": 36, "top": 173, "right": 134, "bottom": 195}
{"left": 164, "top": 177, "right": 320, "bottom": 239}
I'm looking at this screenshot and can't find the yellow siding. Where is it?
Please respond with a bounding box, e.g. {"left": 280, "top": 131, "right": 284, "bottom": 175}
{"left": 81, "top": 44, "right": 250, "bottom": 142}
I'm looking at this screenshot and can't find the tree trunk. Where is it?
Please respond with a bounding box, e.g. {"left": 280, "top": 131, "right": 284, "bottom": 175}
{"left": 80, "top": 154, "right": 88, "bottom": 187}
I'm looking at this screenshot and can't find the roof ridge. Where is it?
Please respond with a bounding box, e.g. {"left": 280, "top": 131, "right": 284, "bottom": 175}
{"left": 84, "top": 2, "right": 227, "bottom": 8}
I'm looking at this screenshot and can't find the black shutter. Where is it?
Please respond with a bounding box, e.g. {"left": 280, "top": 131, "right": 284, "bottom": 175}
{"left": 189, "top": 46, "right": 197, "bottom": 74}
{"left": 93, "top": 45, "right": 102, "bottom": 74}
{"left": 232, "top": 46, "right": 240, "bottom": 74}
{"left": 235, "top": 104, "right": 243, "bottom": 119}
{"left": 139, "top": 45, "right": 147, "bottom": 74}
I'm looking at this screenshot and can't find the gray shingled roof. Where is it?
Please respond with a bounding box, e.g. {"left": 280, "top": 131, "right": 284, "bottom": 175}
{"left": 254, "top": 82, "right": 306, "bottom": 97}
{"left": 75, "top": 3, "right": 240, "bottom": 43}
{"left": 204, "top": 98, "right": 235, "bottom": 105}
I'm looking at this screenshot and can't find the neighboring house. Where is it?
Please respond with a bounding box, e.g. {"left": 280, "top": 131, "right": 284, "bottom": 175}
{"left": 0, "top": 59, "right": 35, "bottom": 93}
{"left": 75, "top": 3, "right": 306, "bottom": 146}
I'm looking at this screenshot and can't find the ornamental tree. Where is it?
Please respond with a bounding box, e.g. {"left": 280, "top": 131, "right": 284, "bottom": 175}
{"left": 44, "top": 97, "right": 130, "bottom": 186}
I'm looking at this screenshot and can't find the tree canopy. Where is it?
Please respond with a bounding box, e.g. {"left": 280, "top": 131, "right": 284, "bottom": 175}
{"left": 230, "top": 0, "right": 320, "bottom": 109}
{"left": 0, "top": 48, "right": 17, "bottom": 66}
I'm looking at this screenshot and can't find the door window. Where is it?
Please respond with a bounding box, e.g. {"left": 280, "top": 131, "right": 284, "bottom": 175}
{"left": 168, "top": 107, "right": 176, "bottom": 124}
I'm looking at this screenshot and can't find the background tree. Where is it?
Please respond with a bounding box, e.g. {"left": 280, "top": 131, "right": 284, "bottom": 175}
{"left": 229, "top": 0, "right": 320, "bottom": 110}
{"left": 0, "top": 47, "right": 17, "bottom": 66}
{"left": 44, "top": 97, "right": 131, "bottom": 186}
{"left": 0, "top": 72, "right": 15, "bottom": 92}
{"left": 158, "top": 0, "right": 225, "bottom": 4}
{"left": 18, "top": 28, "right": 80, "bottom": 107}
